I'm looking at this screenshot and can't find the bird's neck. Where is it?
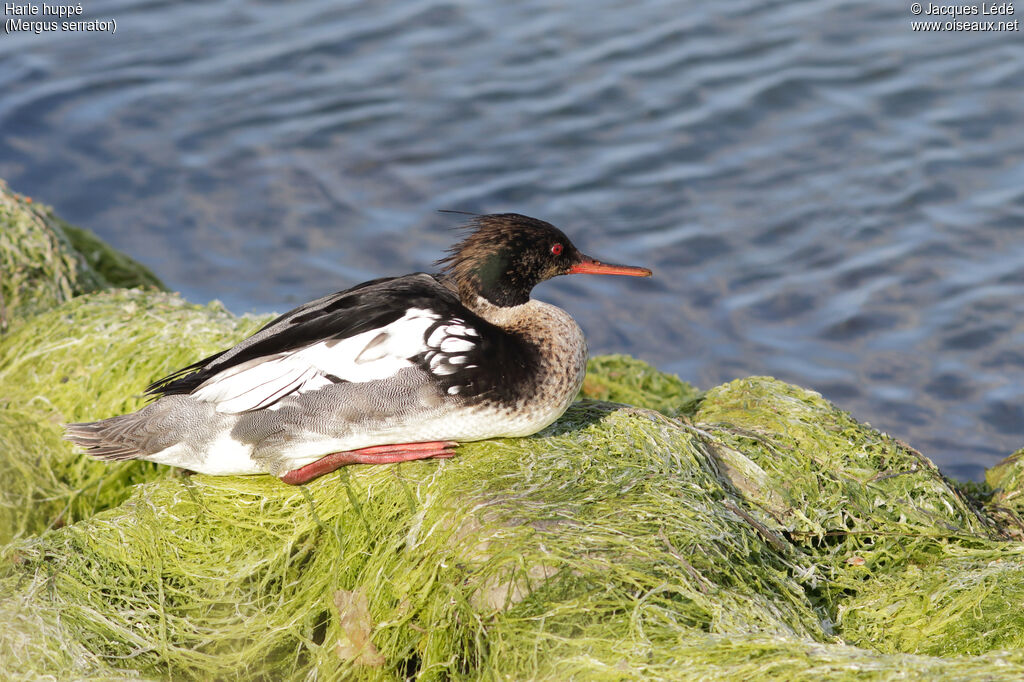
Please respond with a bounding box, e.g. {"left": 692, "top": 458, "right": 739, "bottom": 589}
{"left": 463, "top": 294, "right": 529, "bottom": 326}
{"left": 467, "top": 295, "right": 588, "bottom": 414}
{"left": 467, "top": 296, "right": 587, "bottom": 365}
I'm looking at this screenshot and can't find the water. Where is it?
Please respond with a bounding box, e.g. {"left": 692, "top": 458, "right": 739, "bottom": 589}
{"left": 2, "top": 0, "right": 1023, "bottom": 480}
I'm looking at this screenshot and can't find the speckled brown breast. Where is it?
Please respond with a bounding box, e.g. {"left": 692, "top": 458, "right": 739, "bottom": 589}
{"left": 466, "top": 296, "right": 588, "bottom": 427}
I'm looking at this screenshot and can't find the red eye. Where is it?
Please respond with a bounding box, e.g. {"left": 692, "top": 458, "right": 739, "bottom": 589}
{"left": 550, "top": 243, "right": 563, "bottom": 256}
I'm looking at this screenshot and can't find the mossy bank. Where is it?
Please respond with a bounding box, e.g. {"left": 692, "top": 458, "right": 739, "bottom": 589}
{"left": 2, "top": 179, "right": 1024, "bottom": 680}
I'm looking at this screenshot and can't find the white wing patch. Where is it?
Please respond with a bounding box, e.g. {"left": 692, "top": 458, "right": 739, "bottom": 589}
{"left": 426, "top": 322, "right": 477, "bottom": 376}
{"left": 193, "top": 308, "right": 444, "bottom": 414}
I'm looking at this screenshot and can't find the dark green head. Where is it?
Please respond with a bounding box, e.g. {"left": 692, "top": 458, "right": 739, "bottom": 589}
{"left": 437, "top": 213, "right": 651, "bottom": 307}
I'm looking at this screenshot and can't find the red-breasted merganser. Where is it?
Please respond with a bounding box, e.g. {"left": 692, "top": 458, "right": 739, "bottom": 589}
{"left": 65, "top": 213, "right": 652, "bottom": 484}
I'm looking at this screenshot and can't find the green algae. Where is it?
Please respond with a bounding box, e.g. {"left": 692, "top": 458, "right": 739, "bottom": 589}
{"left": 0, "top": 402, "right": 827, "bottom": 680}
{"left": 988, "top": 448, "right": 1024, "bottom": 514}
{"left": 5, "top": 191, "right": 1024, "bottom": 679}
{"left": 0, "top": 180, "right": 101, "bottom": 330}
{"left": 689, "top": 378, "right": 1022, "bottom": 654}
{"left": 839, "top": 544, "right": 1024, "bottom": 656}
{"left": 0, "top": 289, "right": 270, "bottom": 544}
{"left": 0, "top": 179, "right": 164, "bottom": 332}
{"left": 59, "top": 219, "right": 165, "bottom": 291}
{"left": 4, "top": 362, "right": 1024, "bottom": 679}
{"left": 581, "top": 353, "right": 702, "bottom": 417}
{"left": 694, "top": 377, "right": 990, "bottom": 545}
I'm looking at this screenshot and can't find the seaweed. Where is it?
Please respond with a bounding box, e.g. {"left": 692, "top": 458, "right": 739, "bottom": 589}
{"left": 58, "top": 219, "right": 165, "bottom": 291}
{"left": 1, "top": 400, "right": 828, "bottom": 680}
{"left": 581, "top": 353, "right": 702, "bottom": 417}
{"left": 0, "top": 179, "right": 164, "bottom": 332}
{"left": 5, "top": 181, "right": 1024, "bottom": 679}
{"left": 0, "top": 289, "right": 269, "bottom": 544}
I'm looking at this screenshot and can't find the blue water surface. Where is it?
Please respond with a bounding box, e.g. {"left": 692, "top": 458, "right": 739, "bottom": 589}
{"left": 2, "top": 0, "right": 1023, "bottom": 479}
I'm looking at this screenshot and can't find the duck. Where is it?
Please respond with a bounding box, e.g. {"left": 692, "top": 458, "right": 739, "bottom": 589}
{"left": 64, "top": 213, "right": 652, "bottom": 484}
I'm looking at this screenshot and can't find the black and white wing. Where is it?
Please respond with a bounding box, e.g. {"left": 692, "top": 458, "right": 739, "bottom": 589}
{"left": 146, "top": 274, "right": 498, "bottom": 414}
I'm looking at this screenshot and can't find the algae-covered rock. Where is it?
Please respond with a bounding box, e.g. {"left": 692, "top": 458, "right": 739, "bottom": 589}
{"left": 59, "top": 219, "right": 165, "bottom": 291}
{"left": 694, "top": 377, "right": 988, "bottom": 544}
{"left": 582, "top": 353, "right": 702, "bottom": 417}
{"left": 840, "top": 545, "right": 1024, "bottom": 656}
{"left": 978, "top": 448, "right": 1024, "bottom": 542}
{"left": 7, "top": 188, "right": 1024, "bottom": 679}
{"left": 4, "top": 380, "right": 1024, "bottom": 679}
{"left": 987, "top": 447, "right": 1024, "bottom": 513}
{"left": 0, "top": 289, "right": 269, "bottom": 544}
{"left": 690, "top": 378, "right": 1024, "bottom": 663}
{"left": 0, "top": 179, "right": 164, "bottom": 331}
{"left": 0, "top": 402, "right": 829, "bottom": 680}
{"left": 0, "top": 180, "right": 101, "bottom": 329}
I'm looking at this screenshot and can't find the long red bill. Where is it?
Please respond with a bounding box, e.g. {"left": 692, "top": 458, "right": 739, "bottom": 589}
{"left": 567, "top": 258, "right": 652, "bottom": 277}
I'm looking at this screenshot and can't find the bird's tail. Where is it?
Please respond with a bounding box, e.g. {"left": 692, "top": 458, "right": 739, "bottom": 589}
{"left": 64, "top": 414, "right": 146, "bottom": 461}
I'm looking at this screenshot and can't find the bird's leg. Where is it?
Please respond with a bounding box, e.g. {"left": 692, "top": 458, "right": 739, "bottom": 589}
{"left": 279, "top": 441, "right": 458, "bottom": 485}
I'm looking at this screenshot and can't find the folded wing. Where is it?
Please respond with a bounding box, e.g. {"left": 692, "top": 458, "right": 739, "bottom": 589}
{"left": 192, "top": 308, "right": 451, "bottom": 413}
{"left": 146, "top": 274, "right": 482, "bottom": 414}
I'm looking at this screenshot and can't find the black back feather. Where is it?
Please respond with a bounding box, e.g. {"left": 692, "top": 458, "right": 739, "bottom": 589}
{"left": 145, "top": 272, "right": 540, "bottom": 405}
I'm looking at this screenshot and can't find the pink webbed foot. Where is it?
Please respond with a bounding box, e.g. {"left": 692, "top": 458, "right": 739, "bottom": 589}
{"left": 279, "top": 441, "right": 458, "bottom": 485}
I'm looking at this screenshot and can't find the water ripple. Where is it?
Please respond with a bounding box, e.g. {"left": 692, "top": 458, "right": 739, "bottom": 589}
{"left": 1, "top": 0, "right": 1022, "bottom": 478}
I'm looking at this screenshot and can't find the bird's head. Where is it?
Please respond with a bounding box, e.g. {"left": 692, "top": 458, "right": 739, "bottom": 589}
{"left": 437, "top": 213, "right": 651, "bottom": 307}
